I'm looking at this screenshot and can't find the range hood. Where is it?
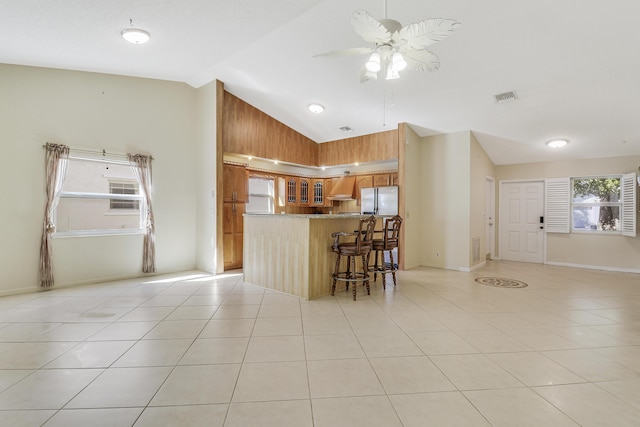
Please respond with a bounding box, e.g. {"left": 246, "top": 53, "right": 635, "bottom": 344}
{"left": 327, "top": 176, "right": 356, "bottom": 200}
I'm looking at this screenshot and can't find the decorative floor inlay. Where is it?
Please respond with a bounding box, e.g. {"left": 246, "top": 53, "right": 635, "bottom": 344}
{"left": 475, "top": 277, "right": 528, "bottom": 288}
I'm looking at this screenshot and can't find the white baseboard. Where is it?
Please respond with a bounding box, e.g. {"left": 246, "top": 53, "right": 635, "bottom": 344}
{"left": 459, "top": 261, "right": 487, "bottom": 272}
{"left": 546, "top": 261, "right": 640, "bottom": 274}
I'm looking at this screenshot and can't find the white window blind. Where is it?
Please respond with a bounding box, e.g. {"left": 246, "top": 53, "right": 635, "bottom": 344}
{"left": 621, "top": 172, "right": 636, "bottom": 237}
{"left": 545, "top": 178, "right": 570, "bottom": 233}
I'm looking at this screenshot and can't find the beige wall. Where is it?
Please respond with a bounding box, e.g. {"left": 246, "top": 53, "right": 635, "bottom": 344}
{"left": 418, "top": 131, "right": 472, "bottom": 270}
{"left": 469, "top": 133, "right": 496, "bottom": 268}
{"left": 0, "top": 64, "right": 201, "bottom": 294}
{"left": 403, "top": 125, "right": 423, "bottom": 269}
{"left": 195, "top": 81, "right": 218, "bottom": 273}
{"left": 496, "top": 155, "right": 640, "bottom": 271}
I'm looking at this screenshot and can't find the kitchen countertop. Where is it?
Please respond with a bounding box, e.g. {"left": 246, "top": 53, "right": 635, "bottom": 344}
{"left": 243, "top": 213, "right": 369, "bottom": 218}
{"left": 243, "top": 213, "right": 388, "bottom": 219}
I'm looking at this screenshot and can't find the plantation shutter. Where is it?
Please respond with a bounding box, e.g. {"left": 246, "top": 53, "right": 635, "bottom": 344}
{"left": 621, "top": 172, "right": 636, "bottom": 237}
{"left": 545, "top": 178, "right": 570, "bottom": 233}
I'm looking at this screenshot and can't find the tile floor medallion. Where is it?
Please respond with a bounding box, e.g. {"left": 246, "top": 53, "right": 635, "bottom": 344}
{"left": 474, "top": 277, "right": 529, "bottom": 288}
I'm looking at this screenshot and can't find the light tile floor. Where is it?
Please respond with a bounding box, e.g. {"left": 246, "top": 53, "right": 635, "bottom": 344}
{"left": 1, "top": 261, "right": 640, "bottom": 426}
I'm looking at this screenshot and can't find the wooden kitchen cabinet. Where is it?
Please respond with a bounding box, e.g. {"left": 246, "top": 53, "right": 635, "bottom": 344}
{"left": 223, "top": 202, "right": 244, "bottom": 270}
{"left": 223, "top": 164, "right": 247, "bottom": 270}
{"left": 223, "top": 164, "right": 247, "bottom": 202}
{"left": 355, "top": 175, "right": 373, "bottom": 205}
{"left": 286, "top": 177, "right": 298, "bottom": 205}
{"left": 390, "top": 172, "right": 399, "bottom": 186}
{"left": 373, "top": 174, "right": 390, "bottom": 187}
{"left": 298, "top": 177, "right": 310, "bottom": 206}
{"left": 311, "top": 179, "right": 325, "bottom": 206}
{"left": 323, "top": 179, "right": 333, "bottom": 207}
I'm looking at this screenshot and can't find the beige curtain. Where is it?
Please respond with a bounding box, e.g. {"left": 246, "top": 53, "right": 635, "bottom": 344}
{"left": 128, "top": 153, "right": 156, "bottom": 273}
{"left": 39, "top": 143, "right": 70, "bottom": 287}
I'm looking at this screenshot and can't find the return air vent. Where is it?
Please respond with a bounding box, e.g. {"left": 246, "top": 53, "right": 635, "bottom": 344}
{"left": 494, "top": 90, "right": 518, "bottom": 103}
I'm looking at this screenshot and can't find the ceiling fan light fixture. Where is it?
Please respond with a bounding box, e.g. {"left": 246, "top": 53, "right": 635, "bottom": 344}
{"left": 121, "top": 28, "right": 150, "bottom": 44}
{"left": 392, "top": 52, "right": 407, "bottom": 72}
{"left": 385, "top": 62, "right": 400, "bottom": 80}
{"left": 365, "top": 52, "right": 381, "bottom": 72}
{"left": 546, "top": 139, "right": 569, "bottom": 148}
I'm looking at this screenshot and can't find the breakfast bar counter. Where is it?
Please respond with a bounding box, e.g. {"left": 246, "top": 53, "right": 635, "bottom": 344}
{"left": 243, "top": 213, "right": 371, "bottom": 299}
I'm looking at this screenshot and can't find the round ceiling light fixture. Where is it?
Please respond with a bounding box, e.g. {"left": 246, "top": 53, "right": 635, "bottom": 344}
{"left": 546, "top": 138, "right": 569, "bottom": 148}
{"left": 121, "top": 28, "right": 150, "bottom": 44}
{"left": 308, "top": 103, "right": 324, "bottom": 113}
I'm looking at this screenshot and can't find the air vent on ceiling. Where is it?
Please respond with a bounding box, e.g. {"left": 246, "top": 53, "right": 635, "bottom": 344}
{"left": 339, "top": 126, "right": 352, "bottom": 132}
{"left": 494, "top": 90, "right": 518, "bottom": 103}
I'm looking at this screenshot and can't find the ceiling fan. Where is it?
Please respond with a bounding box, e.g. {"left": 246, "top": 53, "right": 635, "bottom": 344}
{"left": 314, "top": 4, "right": 460, "bottom": 82}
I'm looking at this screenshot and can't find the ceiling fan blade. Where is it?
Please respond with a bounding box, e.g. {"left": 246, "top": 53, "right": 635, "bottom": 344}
{"left": 313, "top": 47, "right": 374, "bottom": 58}
{"left": 396, "top": 18, "right": 461, "bottom": 50}
{"left": 402, "top": 49, "right": 440, "bottom": 72}
{"left": 351, "top": 10, "right": 392, "bottom": 45}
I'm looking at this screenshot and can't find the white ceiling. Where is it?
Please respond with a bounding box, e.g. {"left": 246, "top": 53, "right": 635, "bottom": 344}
{"left": 3, "top": 0, "right": 640, "bottom": 165}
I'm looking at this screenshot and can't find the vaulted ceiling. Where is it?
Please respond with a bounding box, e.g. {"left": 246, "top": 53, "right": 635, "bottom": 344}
{"left": 3, "top": 0, "right": 640, "bottom": 165}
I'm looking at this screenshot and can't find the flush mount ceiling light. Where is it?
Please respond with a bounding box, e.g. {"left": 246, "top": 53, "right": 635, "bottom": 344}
{"left": 121, "top": 19, "right": 150, "bottom": 44}
{"left": 308, "top": 103, "right": 324, "bottom": 113}
{"left": 546, "top": 139, "right": 569, "bottom": 148}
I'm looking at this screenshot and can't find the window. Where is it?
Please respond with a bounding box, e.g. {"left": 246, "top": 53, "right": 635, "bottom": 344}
{"left": 55, "top": 157, "right": 144, "bottom": 235}
{"left": 109, "top": 181, "right": 140, "bottom": 210}
{"left": 571, "top": 177, "right": 621, "bottom": 231}
{"left": 545, "top": 173, "right": 635, "bottom": 236}
{"left": 246, "top": 177, "right": 274, "bottom": 214}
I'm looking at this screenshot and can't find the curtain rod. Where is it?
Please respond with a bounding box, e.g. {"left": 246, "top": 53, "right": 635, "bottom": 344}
{"left": 42, "top": 144, "right": 153, "bottom": 160}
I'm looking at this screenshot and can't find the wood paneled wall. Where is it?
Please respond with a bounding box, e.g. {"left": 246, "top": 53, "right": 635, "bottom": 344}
{"left": 317, "top": 130, "right": 398, "bottom": 166}
{"left": 222, "top": 90, "right": 399, "bottom": 167}
{"left": 223, "top": 92, "right": 318, "bottom": 165}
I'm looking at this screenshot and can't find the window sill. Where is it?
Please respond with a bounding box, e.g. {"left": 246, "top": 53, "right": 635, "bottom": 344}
{"left": 570, "top": 229, "right": 622, "bottom": 235}
{"left": 53, "top": 229, "right": 145, "bottom": 238}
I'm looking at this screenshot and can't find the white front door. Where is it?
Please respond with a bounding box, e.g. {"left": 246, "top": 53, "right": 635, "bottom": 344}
{"left": 500, "top": 181, "right": 544, "bottom": 263}
{"left": 485, "top": 177, "right": 496, "bottom": 260}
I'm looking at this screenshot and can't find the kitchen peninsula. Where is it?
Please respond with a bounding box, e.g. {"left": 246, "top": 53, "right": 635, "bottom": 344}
{"left": 243, "top": 213, "right": 372, "bottom": 299}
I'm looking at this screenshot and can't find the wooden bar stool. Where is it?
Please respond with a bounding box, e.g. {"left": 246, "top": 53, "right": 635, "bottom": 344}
{"left": 370, "top": 215, "right": 402, "bottom": 289}
{"left": 330, "top": 215, "right": 376, "bottom": 301}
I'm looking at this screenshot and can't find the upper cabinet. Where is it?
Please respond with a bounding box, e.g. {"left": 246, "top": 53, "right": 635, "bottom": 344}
{"left": 373, "top": 174, "right": 390, "bottom": 187}
{"left": 298, "top": 177, "right": 310, "bottom": 206}
{"left": 390, "top": 173, "right": 399, "bottom": 186}
{"left": 355, "top": 175, "right": 373, "bottom": 205}
{"left": 311, "top": 179, "right": 325, "bottom": 206}
{"left": 223, "top": 164, "right": 247, "bottom": 202}
{"left": 323, "top": 179, "right": 333, "bottom": 207}
{"left": 286, "top": 177, "right": 298, "bottom": 205}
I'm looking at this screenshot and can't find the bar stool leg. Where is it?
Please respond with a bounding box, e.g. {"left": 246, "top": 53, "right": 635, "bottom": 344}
{"left": 389, "top": 250, "right": 397, "bottom": 288}
{"left": 331, "top": 254, "right": 341, "bottom": 296}
{"left": 372, "top": 250, "right": 379, "bottom": 282}
{"left": 352, "top": 256, "right": 357, "bottom": 300}
{"left": 362, "top": 254, "right": 370, "bottom": 296}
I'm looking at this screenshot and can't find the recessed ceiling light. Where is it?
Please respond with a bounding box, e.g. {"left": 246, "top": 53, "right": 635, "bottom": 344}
{"left": 308, "top": 103, "right": 324, "bottom": 113}
{"left": 546, "top": 139, "right": 569, "bottom": 148}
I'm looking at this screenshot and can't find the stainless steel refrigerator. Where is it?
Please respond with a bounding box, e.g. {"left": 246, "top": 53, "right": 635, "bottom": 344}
{"left": 360, "top": 186, "right": 398, "bottom": 216}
